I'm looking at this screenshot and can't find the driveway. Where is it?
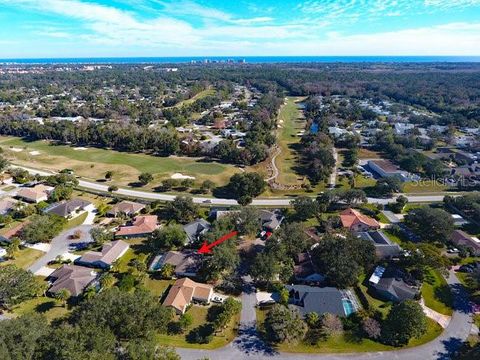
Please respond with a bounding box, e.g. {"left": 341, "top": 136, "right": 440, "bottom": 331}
{"left": 381, "top": 210, "right": 401, "bottom": 224}
{"left": 177, "top": 270, "right": 472, "bottom": 360}
{"left": 28, "top": 224, "right": 94, "bottom": 274}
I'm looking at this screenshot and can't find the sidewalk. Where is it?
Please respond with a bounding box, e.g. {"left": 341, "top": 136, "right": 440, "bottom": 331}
{"left": 420, "top": 298, "right": 451, "bottom": 329}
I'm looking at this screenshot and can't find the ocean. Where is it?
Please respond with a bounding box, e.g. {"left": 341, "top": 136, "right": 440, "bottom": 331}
{"left": 1, "top": 56, "right": 480, "bottom": 65}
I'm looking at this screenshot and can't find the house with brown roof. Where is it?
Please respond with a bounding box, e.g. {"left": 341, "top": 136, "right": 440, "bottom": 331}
{"left": 149, "top": 250, "right": 202, "bottom": 277}
{"left": 340, "top": 208, "right": 380, "bottom": 233}
{"left": 451, "top": 230, "right": 480, "bottom": 256}
{"left": 0, "top": 221, "right": 30, "bottom": 243}
{"left": 115, "top": 215, "right": 158, "bottom": 238}
{"left": 163, "top": 278, "right": 213, "bottom": 314}
{"left": 76, "top": 240, "right": 130, "bottom": 269}
{"left": 106, "top": 200, "right": 146, "bottom": 217}
{"left": 16, "top": 184, "right": 54, "bottom": 203}
{"left": 47, "top": 264, "right": 97, "bottom": 297}
{"left": 294, "top": 252, "right": 324, "bottom": 283}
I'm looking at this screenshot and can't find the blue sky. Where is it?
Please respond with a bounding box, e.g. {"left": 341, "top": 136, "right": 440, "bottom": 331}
{"left": 0, "top": 0, "right": 479, "bottom": 58}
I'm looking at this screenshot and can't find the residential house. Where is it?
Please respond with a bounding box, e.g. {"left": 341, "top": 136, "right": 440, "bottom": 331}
{"left": 451, "top": 230, "right": 480, "bottom": 256}
{"left": 367, "top": 159, "right": 417, "bottom": 182}
{"left": 76, "top": 240, "right": 130, "bottom": 269}
{"left": 16, "top": 184, "right": 54, "bottom": 203}
{"left": 47, "top": 264, "right": 97, "bottom": 297}
{"left": 0, "top": 173, "right": 13, "bottom": 185}
{"left": 294, "top": 252, "right": 324, "bottom": 283}
{"left": 340, "top": 208, "right": 380, "bottom": 233}
{"left": 163, "top": 277, "right": 214, "bottom": 315}
{"left": 183, "top": 219, "right": 211, "bottom": 243}
{"left": 259, "top": 210, "right": 284, "bottom": 231}
{"left": 115, "top": 215, "right": 158, "bottom": 238}
{"left": 149, "top": 250, "right": 202, "bottom": 277}
{"left": 0, "top": 221, "right": 29, "bottom": 243}
{"left": 43, "top": 198, "right": 93, "bottom": 218}
{"left": 451, "top": 214, "right": 469, "bottom": 227}
{"left": 106, "top": 200, "right": 145, "bottom": 217}
{"left": 285, "top": 285, "right": 357, "bottom": 317}
{"left": 0, "top": 197, "right": 18, "bottom": 215}
{"left": 357, "top": 230, "right": 402, "bottom": 259}
{"left": 368, "top": 266, "right": 419, "bottom": 302}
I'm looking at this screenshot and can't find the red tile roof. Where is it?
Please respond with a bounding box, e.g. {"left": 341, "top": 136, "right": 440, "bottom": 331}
{"left": 340, "top": 208, "right": 380, "bottom": 229}
{"left": 115, "top": 215, "right": 158, "bottom": 237}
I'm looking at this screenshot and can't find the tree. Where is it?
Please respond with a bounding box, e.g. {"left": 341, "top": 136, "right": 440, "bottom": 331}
{"left": 362, "top": 317, "right": 381, "bottom": 339}
{"left": 148, "top": 224, "right": 186, "bottom": 251}
{"left": 0, "top": 154, "right": 9, "bottom": 172}
{"left": 0, "top": 265, "right": 41, "bottom": 308}
{"left": 89, "top": 227, "right": 113, "bottom": 246}
{"left": 200, "top": 180, "right": 215, "bottom": 194}
{"left": 312, "top": 232, "right": 375, "bottom": 288}
{"left": 305, "top": 312, "right": 320, "bottom": 328}
{"left": 107, "top": 185, "right": 118, "bottom": 193}
{"left": 164, "top": 196, "right": 199, "bottom": 223}
{"left": 0, "top": 313, "right": 48, "bottom": 360}
{"left": 389, "top": 195, "right": 408, "bottom": 213}
{"left": 321, "top": 313, "right": 343, "bottom": 337}
{"left": 235, "top": 207, "right": 261, "bottom": 236}
{"left": 99, "top": 273, "right": 116, "bottom": 289}
{"left": 292, "top": 196, "right": 320, "bottom": 221}
{"left": 49, "top": 184, "right": 73, "bottom": 202}
{"left": 382, "top": 300, "right": 427, "bottom": 346}
{"left": 264, "top": 304, "right": 307, "bottom": 343}
{"left": 269, "top": 222, "right": 310, "bottom": 258}
{"left": 5, "top": 237, "right": 20, "bottom": 259}
{"left": 248, "top": 252, "right": 279, "bottom": 283}
{"left": 19, "top": 214, "right": 66, "bottom": 243}
{"left": 226, "top": 173, "right": 266, "bottom": 206}
{"left": 160, "top": 263, "right": 175, "bottom": 279}
{"left": 373, "top": 177, "right": 403, "bottom": 197}
{"left": 105, "top": 171, "right": 114, "bottom": 181}
{"left": 138, "top": 172, "right": 154, "bottom": 186}
{"left": 55, "top": 288, "right": 71, "bottom": 307}
{"left": 124, "top": 339, "right": 180, "bottom": 360}
{"left": 404, "top": 206, "right": 454, "bottom": 243}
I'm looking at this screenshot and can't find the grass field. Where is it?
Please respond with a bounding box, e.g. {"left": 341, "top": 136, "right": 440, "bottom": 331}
{"left": 1, "top": 247, "right": 44, "bottom": 269}
{"left": 421, "top": 268, "right": 453, "bottom": 316}
{"left": 11, "top": 296, "right": 69, "bottom": 322}
{"left": 156, "top": 305, "right": 240, "bottom": 349}
{"left": 256, "top": 308, "right": 442, "bottom": 353}
{"left": 0, "top": 136, "right": 239, "bottom": 189}
{"left": 175, "top": 89, "right": 216, "bottom": 107}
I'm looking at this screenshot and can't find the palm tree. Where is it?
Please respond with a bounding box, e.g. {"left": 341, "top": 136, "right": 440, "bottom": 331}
{"left": 6, "top": 238, "right": 20, "bottom": 259}
{"left": 109, "top": 259, "right": 120, "bottom": 273}
{"left": 100, "top": 273, "right": 116, "bottom": 289}
{"left": 83, "top": 286, "right": 96, "bottom": 300}
{"left": 55, "top": 289, "right": 71, "bottom": 307}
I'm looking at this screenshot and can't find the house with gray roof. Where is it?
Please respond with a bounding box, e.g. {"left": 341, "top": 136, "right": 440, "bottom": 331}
{"left": 44, "top": 198, "right": 93, "bottom": 218}
{"left": 47, "top": 264, "right": 97, "bottom": 297}
{"left": 357, "top": 230, "right": 402, "bottom": 259}
{"left": 259, "top": 210, "right": 284, "bottom": 231}
{"left": 149, "top": 250, "right": 202, "bottom": 277}
{"left": 368, "top": 266, "right": 419, "bottom": 302}
{"left": 285, "top": 285, "right": 357, "bottom": 317}
{"left": 183, "top": 219, "right": 211, "bottom": 243}
{"left": 75, "top": 240, "right": 129, "bottom": 269}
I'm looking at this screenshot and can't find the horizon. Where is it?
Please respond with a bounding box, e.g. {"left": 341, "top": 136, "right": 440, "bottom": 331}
{"left": 0, "top": 0, "right": 479, "bottom": 58}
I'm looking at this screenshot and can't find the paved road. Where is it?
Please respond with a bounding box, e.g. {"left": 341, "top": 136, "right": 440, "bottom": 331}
{"left": 28, "top": 224, "right": 94, "bottom": 274}
{"left": 177, "top": 269, "right": 472, "bottom": 360}
{"left": 14, "top": 165, "right": 453, "bottom": 207}
{"left": 328, "top": 147, "right": 338, "bottom": 188}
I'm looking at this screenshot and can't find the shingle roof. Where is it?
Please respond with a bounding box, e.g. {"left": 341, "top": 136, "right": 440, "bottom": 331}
{"left": 107, "top": 201, "right": 145, "bottom": 216}
{"left": 183, "top": 219, "right": 210, "bottom": 242}
{"left": 16, "top": 184, "right": 53, "bottom": 201}
{"left": 77, "top": 240, "right": 129, "bottom": 267}
{"left": 161, "top": 250, "right": 202, "bottom": 275}
{"left": 285, "top": 285, "right": 346, "bottom": 317}
{"left": 48, "top": 264, "right": 97, "bottom": 296}
{"left": 45, "top": 198, "right": 91, "bottom": 217}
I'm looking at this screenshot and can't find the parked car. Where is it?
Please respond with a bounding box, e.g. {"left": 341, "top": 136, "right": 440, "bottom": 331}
{"left": 211, "top": 296, "right": 225, "bottom": 304}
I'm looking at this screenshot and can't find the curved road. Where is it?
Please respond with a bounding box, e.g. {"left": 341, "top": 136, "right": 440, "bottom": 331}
{"left": 16, "top": 165, "right": 451, "bottom": 206}
{"left": 177, "top": 270, "right": 472, "bottom": 360}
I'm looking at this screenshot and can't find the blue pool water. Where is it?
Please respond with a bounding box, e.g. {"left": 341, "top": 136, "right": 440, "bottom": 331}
{"left": 342, "top": 299, "right": 355, "bottom": 316}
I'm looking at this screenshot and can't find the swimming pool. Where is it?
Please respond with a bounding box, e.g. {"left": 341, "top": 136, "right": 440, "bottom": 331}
{"left": 342, "top": 299, "right": 355, "bottom": 316}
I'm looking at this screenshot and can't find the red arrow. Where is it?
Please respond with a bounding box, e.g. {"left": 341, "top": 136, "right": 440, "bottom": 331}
{"left": 198, "top": 231, "right": 238, "bottom": 254}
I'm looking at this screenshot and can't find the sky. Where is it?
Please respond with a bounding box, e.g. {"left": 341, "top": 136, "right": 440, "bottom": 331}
{"left": 0, "top": 0, "right": 480, "bottom": 58}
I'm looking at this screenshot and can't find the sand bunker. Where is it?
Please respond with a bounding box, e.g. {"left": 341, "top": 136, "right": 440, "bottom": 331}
{"left": 171, "top": 173, "right": 196, "bottom": 180}
{"left": 29, "top": 151, "right": 40, "bottom": 156}
{"left": 10, "top": 147, "right": 23, "bottom": 152}
{"left": 74, "top": 147, "right": 88, "bottom": 151}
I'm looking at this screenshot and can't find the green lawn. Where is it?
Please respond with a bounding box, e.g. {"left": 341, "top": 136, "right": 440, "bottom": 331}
{"left": 1, "top": 247, "right": 44, "bottom": 269}
{"left": 357, "top": 273, "right": 393, "bottom": 317}
{"left": 143, "top": 276, "right": 173, "bottom": 298}
{"left": 256, "top": 309, "right": 442, "bottom": 353}
{"left": 175, "top": 89, "right": 216, "bottom": 107}
{"left": 421, "top": 268, "right": 453, "bottom": 316}
{"left": 403, "top": 182, "right": 448, "bottom": 193}
{"left": 65, "top": 212, "right": 89, "bottom": 229}
{"left": 11, "top": 296, "right": 69, "bottom": 322}
{"left": 0, "top": 136, "right": 238, "bottom": 188}
{"left": 156, "top": 305, "right": 240, "bottom": 349}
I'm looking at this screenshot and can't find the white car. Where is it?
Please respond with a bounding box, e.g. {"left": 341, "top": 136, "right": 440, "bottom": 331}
{"left": 211, "top": 296, "right": 225, "bottom": 304}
